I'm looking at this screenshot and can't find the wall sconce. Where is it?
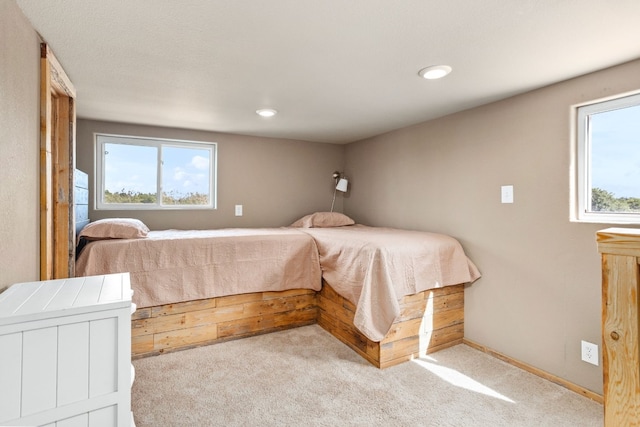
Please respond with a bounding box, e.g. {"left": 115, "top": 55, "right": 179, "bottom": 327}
{"left": 331, "top": 171, "right": 349, "bottom": 212}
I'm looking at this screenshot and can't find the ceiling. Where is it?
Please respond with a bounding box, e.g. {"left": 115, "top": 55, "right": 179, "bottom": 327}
{"left": 15, "top": 0, "right": 640, "bottom": 144}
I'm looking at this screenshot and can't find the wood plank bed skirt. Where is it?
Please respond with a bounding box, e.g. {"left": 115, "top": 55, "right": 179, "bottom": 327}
{"left": 318, "top": 281, "right": 464, "bottom": 368}
{"left": 131, "top": 283, "right": 464, "bottom": 368}
{"left": 131, "top": 288, "right": 318, "bottom": 358}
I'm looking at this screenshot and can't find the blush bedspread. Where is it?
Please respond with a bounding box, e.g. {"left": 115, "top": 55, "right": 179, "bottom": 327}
{"left": 75, "top": 228, "right": 322, "bottom": 308}
{"left": 299, "top": 225, "right": 481, "bottom": 342}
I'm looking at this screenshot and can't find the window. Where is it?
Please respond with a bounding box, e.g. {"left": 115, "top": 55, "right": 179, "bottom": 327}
{"left": 574, "top": 92, "right": 640, "bottom": 224}
{"left": 96, "top": 134, "right": 217, "bottom": 210}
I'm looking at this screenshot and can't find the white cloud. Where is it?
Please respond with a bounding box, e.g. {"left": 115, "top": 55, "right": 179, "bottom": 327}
{"left": 190, "top": 155, "right": 209, "bottom": 170}
{"left": 173, "top": 167, "right": 186, "bottom": 181}
{"left": 163, "top": 159, "right": 210, "bottom": 194}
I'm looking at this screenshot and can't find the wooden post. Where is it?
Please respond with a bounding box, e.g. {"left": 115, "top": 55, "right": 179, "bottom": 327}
{"left": 39, "top": 51, "right": 53, "bottom": 280}
{"left": 39, "top": 43, "right": 76, "bottom": 280}
{"left": 596, "top": 227, "right": 640, "bottom": 426}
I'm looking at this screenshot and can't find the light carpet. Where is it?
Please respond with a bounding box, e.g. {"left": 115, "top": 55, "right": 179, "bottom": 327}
{"left": 131, "top": 325, "right": 602, "bottom": 427}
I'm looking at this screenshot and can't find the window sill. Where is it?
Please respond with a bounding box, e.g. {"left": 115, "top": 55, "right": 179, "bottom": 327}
{"left": 572, "top": 214, "right": 640, "bottom": 226}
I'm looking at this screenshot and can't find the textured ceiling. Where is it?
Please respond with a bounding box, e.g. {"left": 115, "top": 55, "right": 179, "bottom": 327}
{"left": 16, "top": 0, "right": 640, "bottom": 143}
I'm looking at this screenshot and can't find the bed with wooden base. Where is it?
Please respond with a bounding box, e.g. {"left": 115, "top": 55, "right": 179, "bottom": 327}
{"left": 76, "top": 213, "right": 479, "bottom": 368}
{"left": 318, "top": 282, "right": 465, "bottom": 368}
{"left": 129, "top": 282, "right": 464, "bottom": 369}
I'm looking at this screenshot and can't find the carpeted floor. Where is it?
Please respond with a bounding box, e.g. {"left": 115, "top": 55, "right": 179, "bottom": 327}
{"left": 131, "top": 325, "right": 602, "bottom": 427}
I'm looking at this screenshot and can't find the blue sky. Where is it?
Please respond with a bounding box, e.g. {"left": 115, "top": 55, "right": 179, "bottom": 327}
{"left": 104, "top": 142, "right": 211, "bottom": 197}
{"left": 591, "top": 105, "right": 640, "bottom": 198}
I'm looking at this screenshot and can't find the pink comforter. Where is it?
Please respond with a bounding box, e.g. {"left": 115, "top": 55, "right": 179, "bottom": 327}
{"left": 76, "top": 228, "right": 322, "bottom": 308}
{"left": 299, "top": 225, "right": 481, "bottom": 341}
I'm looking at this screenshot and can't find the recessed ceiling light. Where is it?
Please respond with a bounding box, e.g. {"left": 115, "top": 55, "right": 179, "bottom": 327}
{"left": 418, "top": 65, "right": 452, "bottom": 80}
{"left": 256, "top": 108, "right": 277, "bottom": 117}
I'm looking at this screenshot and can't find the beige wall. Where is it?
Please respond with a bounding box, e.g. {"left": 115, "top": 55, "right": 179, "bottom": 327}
{"left": 344, "top": 58, "right": 640, "bottom": 394}
{"left": 77, "top": 119, "right": 345, "bottom": 229}
{"left": 0, "top": 1, "right": 40, "bottom": 290}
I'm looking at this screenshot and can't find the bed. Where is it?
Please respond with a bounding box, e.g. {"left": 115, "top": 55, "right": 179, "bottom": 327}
{"left": 291, "top": 213, "right": 480, "bottom": 367}
{"left": 74, "top": 219, "right": 323, "bottom": 358}
{"left": 76, "top": 224, "right": 322, "bottom": 308}
{"left": 75, "top": 213, "right": 480, "bottom": 367}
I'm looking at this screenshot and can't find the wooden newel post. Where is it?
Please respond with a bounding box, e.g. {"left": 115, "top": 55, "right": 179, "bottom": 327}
{"left": 596, "top": 227, "right": 640, "bottom": 427}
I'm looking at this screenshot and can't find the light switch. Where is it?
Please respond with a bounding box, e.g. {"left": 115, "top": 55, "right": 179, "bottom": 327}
{"left": 235, "top": 205, "right": 243, "bottom": 216}
{"left": 501, "top": 185, "right": 514, "bottom": 204}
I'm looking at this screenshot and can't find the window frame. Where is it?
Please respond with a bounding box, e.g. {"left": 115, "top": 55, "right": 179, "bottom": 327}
{"left": 574, "top": 91, "right": 640, "bottom": 224}
{"left": 95, "top": 133, "right": 217, "bottom": 210}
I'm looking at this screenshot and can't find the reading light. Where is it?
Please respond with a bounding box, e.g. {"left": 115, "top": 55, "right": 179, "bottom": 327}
{"left": 330, "top": 171, "right": 349, "bottom": 212}
{"left": 256, "top": 108, "right": 277, "bottom": 117}
{"left": 418, "top": 65, "right": 452, "bottom": 80}
{"left": 336, "top": 178, "right": 348, "bottom": 192}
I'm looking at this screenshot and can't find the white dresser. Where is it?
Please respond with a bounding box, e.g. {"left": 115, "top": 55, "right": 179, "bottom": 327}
{"left": 0, "top": 273, "right": 133, "bottom": 427}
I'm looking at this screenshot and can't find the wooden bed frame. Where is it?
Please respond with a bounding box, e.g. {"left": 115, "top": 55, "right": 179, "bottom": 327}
{"left": 131, "top": 288, "right": 318, "bottom": 358}
{"left": 131, "top": 281, "right": 464, "bottom": 368}
{"left": 318, "top": 282, "right": 464, "bottom": 368}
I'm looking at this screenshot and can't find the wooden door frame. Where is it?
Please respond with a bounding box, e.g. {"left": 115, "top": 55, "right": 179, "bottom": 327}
{"left": 40, "top": 43, "right": 76, "bottom": 280}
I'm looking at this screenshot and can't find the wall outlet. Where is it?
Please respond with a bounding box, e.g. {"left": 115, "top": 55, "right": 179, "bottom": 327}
{"left": 581, "top": 340, "right": 599, "bottom": 366}
{"left": 235, "top": 204, "right": 243, "bottom": 216}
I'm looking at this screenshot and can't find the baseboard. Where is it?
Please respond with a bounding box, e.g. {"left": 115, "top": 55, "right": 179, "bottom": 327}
{"left": 462, "top": 338, "right": 603, "bottom": 404}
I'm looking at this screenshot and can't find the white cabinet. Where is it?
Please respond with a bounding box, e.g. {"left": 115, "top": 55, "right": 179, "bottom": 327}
{"left": 0, "top": 273, "right": 132, "bottom": 427}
